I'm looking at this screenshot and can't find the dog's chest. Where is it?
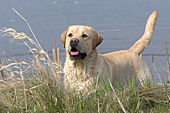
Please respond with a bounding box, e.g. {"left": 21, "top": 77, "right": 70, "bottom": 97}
{"left": 64, "top": 61, "right": 95, "bottom": 90}
{"left": 63, "top": 53, "right": 106, "bottom": 91}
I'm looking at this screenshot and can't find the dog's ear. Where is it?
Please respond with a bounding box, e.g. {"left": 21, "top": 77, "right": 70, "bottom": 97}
{"left": 92, "top": 28, "right": 103, "bottom": 49}
{"left": 61, "top": 27, "right": 69, "bottom": 48}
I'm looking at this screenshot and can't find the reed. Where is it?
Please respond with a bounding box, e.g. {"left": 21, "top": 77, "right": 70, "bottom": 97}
{"left": 0, "top": 8, "right": 170, "bottom": 112}
{"left": 164, "top": 37, "right": 170, "bottom": 84}
{"left": 0, "top": 28, "right": 170, "bottom": 112}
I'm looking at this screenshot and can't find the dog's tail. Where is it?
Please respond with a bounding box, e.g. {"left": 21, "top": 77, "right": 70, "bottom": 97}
{"left": 129, "top": 10, "right": 158, "bottom": 55}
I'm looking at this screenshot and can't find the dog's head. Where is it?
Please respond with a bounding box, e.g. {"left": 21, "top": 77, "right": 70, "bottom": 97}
{"left": 61, "top": 25, "right": 103, "bottom": 60}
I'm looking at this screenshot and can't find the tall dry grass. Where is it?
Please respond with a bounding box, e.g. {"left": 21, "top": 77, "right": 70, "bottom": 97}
{"left": 0, "top": 27, "right": 63, "bottom": 112}
{"left": 0, "top": 8, "right": 170, "bottom": 112}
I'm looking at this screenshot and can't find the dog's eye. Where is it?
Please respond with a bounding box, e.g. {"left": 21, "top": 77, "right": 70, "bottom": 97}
{"left": 68, "top": 33, "right": 73, "bottom": 37}
{"left": 82, "top": 34, "right": 88, "bottom": 38}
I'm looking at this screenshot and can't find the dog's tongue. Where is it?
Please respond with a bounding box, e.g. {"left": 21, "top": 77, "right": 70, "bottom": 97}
{"left": 70, "top": 51, "right": 79, "bottom": 55}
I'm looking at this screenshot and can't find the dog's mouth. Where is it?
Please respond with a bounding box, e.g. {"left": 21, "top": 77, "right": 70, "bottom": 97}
{"left": 70, "top": 47, "right": 79, "bottom": 56}
{"left": 69, "top": 47, "right": 87, "bottom": 60}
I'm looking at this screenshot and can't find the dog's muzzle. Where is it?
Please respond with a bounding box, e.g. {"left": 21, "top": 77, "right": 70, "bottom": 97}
{"left": 69, "top": 38, "right": 87, "bottom": 60}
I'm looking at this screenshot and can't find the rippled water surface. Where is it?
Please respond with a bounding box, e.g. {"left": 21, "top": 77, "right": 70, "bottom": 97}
{"left": 0, "top": 0, "right": 170, "bottom": 82}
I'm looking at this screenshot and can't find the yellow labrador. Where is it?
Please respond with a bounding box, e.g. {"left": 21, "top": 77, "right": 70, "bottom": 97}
{"left": 61, "top": 11, "right": 158, "bottom": 91}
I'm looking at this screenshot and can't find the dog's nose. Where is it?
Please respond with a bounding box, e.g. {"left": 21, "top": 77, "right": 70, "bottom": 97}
{"left": 70, "top": 38, "right": 79, "bottom": 47}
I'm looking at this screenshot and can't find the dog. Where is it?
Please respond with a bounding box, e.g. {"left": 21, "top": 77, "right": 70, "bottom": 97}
{"left": 61, "top": 11, "right": 158, "bottom": 92}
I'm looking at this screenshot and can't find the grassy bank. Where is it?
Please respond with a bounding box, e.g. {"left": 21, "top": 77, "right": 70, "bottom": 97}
{"left": 0, "top": 28, "right": 170, "bottom": 113}
{"left": 0, "top": 72, "right": 170, "bottom": 112}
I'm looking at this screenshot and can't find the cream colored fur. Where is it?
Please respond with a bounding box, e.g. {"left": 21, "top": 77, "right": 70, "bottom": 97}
{"left": 61, "top": 11, "right": 158, "bottom": 92}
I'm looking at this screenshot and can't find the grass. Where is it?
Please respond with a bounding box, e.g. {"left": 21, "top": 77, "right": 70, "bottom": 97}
{"left": 0, "top": 28, "right": 170, "bottom": 113}
{"left": 0, "top": 8, "right": 170, "bottom": 112}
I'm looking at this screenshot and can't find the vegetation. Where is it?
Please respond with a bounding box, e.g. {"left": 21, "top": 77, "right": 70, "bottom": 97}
{"left": 0, "top": 28, "right": 170, "bottom": 113}
{"left": 0, "top": 9, "right": 170, "bottom": 112}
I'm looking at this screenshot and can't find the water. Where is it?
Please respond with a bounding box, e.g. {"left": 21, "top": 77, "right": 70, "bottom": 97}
{"left": 0, "top": 0, "right": 170, "bottom": 83}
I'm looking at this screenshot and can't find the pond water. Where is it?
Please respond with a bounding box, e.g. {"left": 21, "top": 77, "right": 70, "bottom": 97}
{"left": 0, "top": 0, "right": 170, "bottom": 83}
